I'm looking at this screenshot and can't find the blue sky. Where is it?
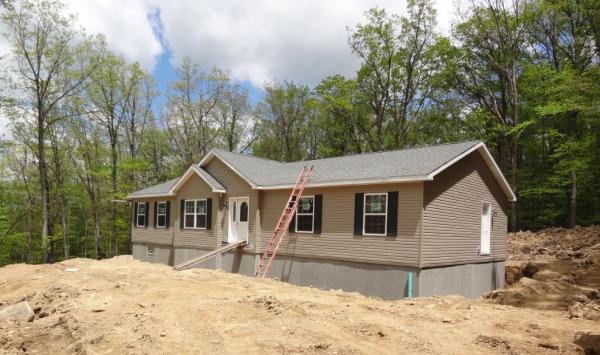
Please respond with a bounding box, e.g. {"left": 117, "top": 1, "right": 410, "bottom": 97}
{"left": 0, "top": 0, "right": 457, "bottom": 136}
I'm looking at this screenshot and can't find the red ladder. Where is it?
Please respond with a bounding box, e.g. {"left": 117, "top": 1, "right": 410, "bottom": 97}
{"left": 254, "top": 165, "right": 313, "bottom": 278}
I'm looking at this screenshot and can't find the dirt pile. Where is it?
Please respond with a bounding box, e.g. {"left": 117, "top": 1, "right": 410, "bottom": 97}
{"left": 488, "top": 226, "right": 600, "bottom": 322}
{"left": 1, "top": 256, "right": 598, "bottom": 354}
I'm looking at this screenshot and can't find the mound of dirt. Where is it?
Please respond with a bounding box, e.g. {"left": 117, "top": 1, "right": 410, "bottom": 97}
{"left": 488, "top": 226, "right": 600, "bottom": 321}
{"left": 1, "top": 257, "right": 597, "bottom": 354}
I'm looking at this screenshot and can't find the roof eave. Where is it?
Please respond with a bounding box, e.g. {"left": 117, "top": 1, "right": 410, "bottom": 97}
{"left": 255, "top": 175, "right": 431, "bottom": 190}
{"left": 127, "top": 193, "right": 176, "bottom": 200}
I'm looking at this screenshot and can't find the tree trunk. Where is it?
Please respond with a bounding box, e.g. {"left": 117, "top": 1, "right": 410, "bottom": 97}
{"left": 569, "top": 170, "right": 577, "bottom": 228}
{"left": 38, "top": 116, "right": 52, "bottom": 263}
{"left": 510, "top": 137, "right": 518, "bottom": 232}
{"left": 111, "top": 141, "right": 118, "bottom": 256}
{"left": 61, "top": 201, "right": 69, "bottom": 260}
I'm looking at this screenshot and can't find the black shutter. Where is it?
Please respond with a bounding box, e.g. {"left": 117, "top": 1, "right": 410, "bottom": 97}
{"left": 165, "top": 201, "right": 171, "bottom": 228}
{"left": 180, "top": 199, "right": 185, "bottom": 229}
{"left": 387, "top": 191, "right": 398, "bottom": 237}
{"left": 314, "top": 194, "right": 323, "bottom": 234}
{"left": 206, "top": 198, "right": 212, "bottom": 230}
{"left": 144, "top": 202, "right": 150, "bottom": 227}
{"left": 354, "top": 193, "right": 364, "bottom": 235}
{"left": 288, "top": 210, "right": 296, "bottom": 233}
{"left": 133, "top": 202, "right": 138, "bottom": 227}
{"left": 153, "top": 202, "right": 158, "bottom": 228}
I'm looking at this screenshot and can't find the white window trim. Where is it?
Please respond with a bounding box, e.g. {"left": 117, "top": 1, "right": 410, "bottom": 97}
{"left": 295, "top": 196, "right": 314, "bottom": 234}
{"left": 363, "top": 192, "right": 388, "bottom": 236}
{"left": 156, "top": 201, "right": 167, "bottom": 228}
{"left": 147, "top": 246, "right": 155, "bottom": 257}
{"left": 183, "top": 199, "right": 208, "bottom": 230}
{"left": 136, "top": 203, "right": 146, "bottom": 228}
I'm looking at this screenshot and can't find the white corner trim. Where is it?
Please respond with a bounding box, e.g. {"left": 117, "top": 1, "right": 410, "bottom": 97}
{"left": 426, "top": 142, "right": 517, "bottom": 202}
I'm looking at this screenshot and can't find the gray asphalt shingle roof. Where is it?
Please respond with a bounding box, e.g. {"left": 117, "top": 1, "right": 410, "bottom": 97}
{"left": 191, "top": 165, "right": 226, "bottom": 192}
{"left": 128, "top": 177, "right": 179, "bottom": 198}
{"left": 209, "top": 140, "right": 481, "bottom": 187}
{"left": 129, "top": 140, "right": 488, "bottom": 198}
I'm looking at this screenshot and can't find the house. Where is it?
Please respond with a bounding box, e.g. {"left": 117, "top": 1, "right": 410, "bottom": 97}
{"left": 127, "top": 140, "right": 516, "bottom": 299}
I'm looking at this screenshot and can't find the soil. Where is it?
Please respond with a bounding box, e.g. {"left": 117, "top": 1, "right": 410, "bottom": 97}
{"left": 0, "top": 226, "right": 599, "bottom": 354}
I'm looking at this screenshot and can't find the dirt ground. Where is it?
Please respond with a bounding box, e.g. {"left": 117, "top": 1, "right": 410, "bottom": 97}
{"left": 0, "top": 227, "right": 599, "bottom": 354}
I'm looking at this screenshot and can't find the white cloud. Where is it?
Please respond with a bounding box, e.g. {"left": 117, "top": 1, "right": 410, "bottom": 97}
{"left": 155, "top": 0, "right": 457, "bottom": 87}
{"left": 64, "top": 0, "right": 163, "bottom": 69}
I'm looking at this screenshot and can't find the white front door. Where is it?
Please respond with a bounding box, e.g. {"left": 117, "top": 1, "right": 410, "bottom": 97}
{"left": 480, "top": 203, "right": 491, "bottom": 255}
{"left": 229, "top": 197, "right": 249, "bottom": 243}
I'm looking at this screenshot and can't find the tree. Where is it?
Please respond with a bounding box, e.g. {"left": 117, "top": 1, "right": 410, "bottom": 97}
{"left": 215, "top": 84, "right": 254, "bottom": 152}
{"left": 1, "top": 0, "right": 97, "bottom": 261}
{"left": 165, "top": 58, "right": 228, "bottom": 169}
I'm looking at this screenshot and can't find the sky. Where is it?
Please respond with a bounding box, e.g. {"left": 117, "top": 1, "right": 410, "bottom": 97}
{"left": 0, "top": 0, "right": 460, "bottom": 138}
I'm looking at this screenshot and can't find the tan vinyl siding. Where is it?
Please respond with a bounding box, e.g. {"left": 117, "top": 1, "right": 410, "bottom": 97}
{"left": 204, "top": 158, "right": 259, "bottom": 250}
{"left": 421, "top": 151, "right": 508, "bottom": 267}
{"left": 259, "top": 183, "right": 422, "bottom": 267}
{"left": 173, "top": 173, "right": 219, "bottom": 249}
{"left": 131, "top": 197, "right": 176, "bottom": 246}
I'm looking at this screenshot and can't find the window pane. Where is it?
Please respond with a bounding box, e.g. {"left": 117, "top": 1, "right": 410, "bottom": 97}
{"left": 298, "top": 197, "right": 313, "bottom": 214}
{"left": 157, "top": 203, "right": 166, "bottom": 214}
{"left": 157, "top": 215, "right": 166, "bottom": 227}
{"left": 365, "top": 215, "right": 386, "bottom": 234}
{"left": 138, "top": 204, "right": 146, "bottom": 214}
{"left": 185, "top": 215, "right": 195, "bottom": 228}
{"left": 296, "top": 215, "right": 313, "bottom": 232}
{"left": 240, "top": 202, "right": 248, "bottom": 222}
{"left": 185, "top": 201, "right": 195, "bottom": 213}
{"left": 137, "top": 215, "right": 145, "bottom": 226}
{"left": 197, "top": 200, "right": 207, "bottom": 214}
{"left": 197, "top": 214, "right": 207, "bottom": 228}
{"left": 365, "top": 194, "right": 386, "bottom": 213}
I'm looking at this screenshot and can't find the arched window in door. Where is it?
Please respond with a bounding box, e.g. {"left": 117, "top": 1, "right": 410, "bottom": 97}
{"left": 240, "top": 202, "right": 249, "bottom": 222}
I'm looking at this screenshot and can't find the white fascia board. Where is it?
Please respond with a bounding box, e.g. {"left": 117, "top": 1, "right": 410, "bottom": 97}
{"left": 256, "top": 175, "right": 431, "bottom": 190}
{"left": 127, "top": 193, "right": 175, "bottom": 200}
{"left": 198, "top": 151, "right": 258, "bottom": 189}
{"left": 426, "top": 142, "right": 517, "bottom": 202}
{"left": 169, "top": 165, "right": 227, "bottom": 194}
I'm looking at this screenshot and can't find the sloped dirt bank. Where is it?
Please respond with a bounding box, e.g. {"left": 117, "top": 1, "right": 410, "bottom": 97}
{"left": 0, "top": 256, "right": 598, "bottom": 354}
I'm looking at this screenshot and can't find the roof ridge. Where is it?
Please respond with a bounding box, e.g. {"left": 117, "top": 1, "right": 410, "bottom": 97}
{"left": 280, "top": 140, "right": 481, "bottom": 165}
{"left": 212, "top": 148, "right": 283, "bottom": 164}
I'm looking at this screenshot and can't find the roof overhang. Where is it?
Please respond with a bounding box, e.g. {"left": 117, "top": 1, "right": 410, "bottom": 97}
{"left": 256, "top": 175, "right": 431, "bottom": 190}
{"left": 126, "top": 193, "right": 175, "bottom": 200}
{"left": 426, "top": 142, "right": 516, "bottom": 202}
{"left": 170, "top": 165, "right": 227, "bottom": 194}
{"left": 254, "top": 142, "right": 516, "bottom": 202}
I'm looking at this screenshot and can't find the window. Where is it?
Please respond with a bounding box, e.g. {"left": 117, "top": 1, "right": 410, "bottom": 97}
{"left": 295, "top": 196, "right": 314, "bottom": 233}
{"left": 136, "top": 203, "right": 146, "bottom": 227}
{"left": 363, "top": 193, "right": 387, "bottom": 236}
{"left": 156, "top": 202, "right": 167, "bottom": 228}
{"left": 240, "top": 202, "right": 249, "bottom": 222}
{"left": 184, "top": 199, "right": 207, "bottom": 229}
{"left": 480, "top": 203, "right": 491, "bottom": 255}
{"left": 147, "top": 246, "right": 155, "bottom": 257}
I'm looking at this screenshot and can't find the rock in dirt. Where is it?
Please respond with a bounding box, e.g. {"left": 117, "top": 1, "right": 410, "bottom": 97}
{"left": 0, "top": 301, "right": 35, "bottom": 323}
{"left": 533, "top": 269, "right": 563, "bottom": 282}
{"left": 475, "top": 335, "right": 511, "bottom": 350}
{"left": 522, "top": 260, "right": 549, "bottom": 278}
{"left": 574, "top": 332, "right": 600, "bottom": 355}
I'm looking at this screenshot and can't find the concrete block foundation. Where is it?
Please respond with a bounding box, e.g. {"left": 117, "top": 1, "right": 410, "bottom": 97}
{"left": 132, "top": 242, "right": 504, "bottom": 299}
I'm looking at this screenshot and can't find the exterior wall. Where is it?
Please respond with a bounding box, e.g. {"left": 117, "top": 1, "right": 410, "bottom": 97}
{"left": 422, "top": 151, "right": 509, "bottom": 268}
{"left": 418, "top": 261, "right": 505, "bottom": 298}
{"left": 173, "top": 174, "right": 219, "bottom": 250}
{"left": 173, "top": 247, "right": 216, "bottom": 269}
{"left": 259, "top": 183, "right": 423, "bottom": 267}
{"left": 204, "top": 158, "right": 260, "bottom": 251}
{"left": 131, "top": 197, "right": 176, "bottom": 246}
